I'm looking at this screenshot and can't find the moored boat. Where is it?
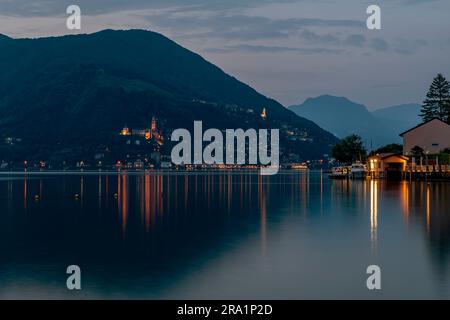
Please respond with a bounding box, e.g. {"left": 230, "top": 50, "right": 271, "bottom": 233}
{"left": 350, "top": 162, "right": 367, "bottom": 179}
{"left": 291, "top": 163, "right": 308, "bottom": 170}
{"left": 328, "top": 166, "right": 349, "bottom": 179}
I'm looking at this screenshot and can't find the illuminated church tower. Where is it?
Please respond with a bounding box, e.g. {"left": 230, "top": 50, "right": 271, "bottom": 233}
{"left": 151, "top": 117, "right": 157, "bottom": 132}
{"left": 120, "top": 126, "right": 131, "bottom": 136}
{"left": 261, "top": 108, "right": 267, "bottom": 120}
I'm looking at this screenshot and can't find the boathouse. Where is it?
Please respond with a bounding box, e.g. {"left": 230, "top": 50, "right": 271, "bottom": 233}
{"left": 368, "top": 153, "right": 409, "bottom": 179}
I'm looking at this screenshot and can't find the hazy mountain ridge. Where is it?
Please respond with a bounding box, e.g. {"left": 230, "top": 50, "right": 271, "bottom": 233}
{"left": 372, "top": 103, "right": 421, "bottom": 125}
{"left": 289, "top": 95, "right": 421, "bottom": 148}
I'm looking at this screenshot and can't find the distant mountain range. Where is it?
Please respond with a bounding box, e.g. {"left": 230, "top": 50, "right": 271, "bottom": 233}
{"left": 372, "top": 103, "right": 421, "bottom": 127}
{"left": 0, "top": 29, "right": 338, "bottom": 163}
{"left": 289, "top": 95, "right": 421, "bottom": 148}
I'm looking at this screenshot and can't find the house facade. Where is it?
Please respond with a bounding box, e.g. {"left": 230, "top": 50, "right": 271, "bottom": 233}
{"left": 400, "top": 118, "right": 450, "bottom": 155}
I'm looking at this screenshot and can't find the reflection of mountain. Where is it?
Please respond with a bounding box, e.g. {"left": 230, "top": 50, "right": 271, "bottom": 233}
{"left": 289, "top": 95, "right": 421, "bottom": 148}
{"left": 0, "top": 173, "right": 307, "bottom": 298}
{"left": 0, "top": 29, "right": 337, "bottom": 162}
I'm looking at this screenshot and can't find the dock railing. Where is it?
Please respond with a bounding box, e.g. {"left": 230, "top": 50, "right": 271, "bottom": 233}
{"left": 405, "top": 164, "right": 450, "bottom": 173}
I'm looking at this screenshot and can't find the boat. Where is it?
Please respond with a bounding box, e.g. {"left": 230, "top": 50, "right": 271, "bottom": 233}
{"left": 350, "top": 162, "right": 367, "bottom": 179}
{"left": 291, "top": 163, "right": 308, "bottom": 170}
{"left": 328, "top": 166, "right": 349, "bottom": 179}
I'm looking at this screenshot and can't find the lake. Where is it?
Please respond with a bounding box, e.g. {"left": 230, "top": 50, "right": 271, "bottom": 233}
{"left": 0, "top": 171, "right": 449, "bottom": 299}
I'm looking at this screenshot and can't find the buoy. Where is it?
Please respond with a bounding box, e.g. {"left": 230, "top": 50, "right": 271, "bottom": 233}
{"left": 34, "top": 195, "right": 40, "bottom": 201}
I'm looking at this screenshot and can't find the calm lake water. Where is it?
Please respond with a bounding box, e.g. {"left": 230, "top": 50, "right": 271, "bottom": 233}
{"left": 0, "top": 171, "right": 449, "bottom": 299}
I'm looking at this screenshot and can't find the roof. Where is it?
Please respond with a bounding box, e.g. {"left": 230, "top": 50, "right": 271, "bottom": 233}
{"left": 399, "top": 118, "right": 450, "bottom": 137}
{"left": 369, "top": 153, "right": 409, "bottom": 161}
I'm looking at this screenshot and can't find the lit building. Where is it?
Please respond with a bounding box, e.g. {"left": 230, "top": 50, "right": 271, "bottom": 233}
{"left": 400, "top": 118, "right": 450, "bottom": 155}
{"left": 261, "top": 108, "right": 267, "bottom": 120}
{"left": 132, "top": 129, "right": 147, "bottom": 136}
{"left": 368, "top": 153, "right": 409, "bottom": 179}
{"left": 151, "top": 116, "right": 157, "bottom": 131}
{"left": 118, "top": 116, "right": 163, "bottom": 144}
{"left": 119, "top": 127, "right": 131, "bottom": 136}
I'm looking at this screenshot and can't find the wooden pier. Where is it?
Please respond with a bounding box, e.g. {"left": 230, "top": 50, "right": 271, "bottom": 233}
{"left": 367, "top": 153, "right": 450, "bottom": 181}
{"left": 402, "top": 164, "right": 450, "bottom": 181}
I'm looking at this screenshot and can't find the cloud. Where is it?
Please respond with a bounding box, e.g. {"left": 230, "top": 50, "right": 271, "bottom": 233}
{"left": 0, "top": 0, "right": 444, "bottom": 17}
{"left": 365, "top": 37, "right": 426, "bottom": 55}
{"left": 403, "top": 0, "right": 439, "bottom": 4}
{"left": 142, "top": 11, "right": 363, "bottom": 41}
{"left": 370, "top": 38, "right": 389, "bottom": 51}
{"left": 205, "top": 44, "right": 342, "bottom": 54}
{"left": 393, "top": 38, "right": 427, "bottom": 55}
{"left": 344, "top": 34, "right": 367, "bottom": 47}
{"left": 300, "top": 29, "right": 340, "bottom": 45}
{"left": 0, "top": 0, "right": 298, "bottom": 16}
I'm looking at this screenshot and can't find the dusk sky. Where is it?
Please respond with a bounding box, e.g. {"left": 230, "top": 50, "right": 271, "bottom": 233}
{"left": 1, "top": 0, "right": 449, "bottom": 110}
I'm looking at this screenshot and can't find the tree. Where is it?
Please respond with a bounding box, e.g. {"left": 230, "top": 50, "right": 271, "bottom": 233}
{"left": 331, "top": 134, "right": 367, "bottom": 164}
{"left": 410, "top": 145, "right": 424, "bottom": 158}
{"left": 373, "top": 143, "right": 403, "bottom": 155}
{"left": 420, "top": 73, "right": 450, "bottom": 123}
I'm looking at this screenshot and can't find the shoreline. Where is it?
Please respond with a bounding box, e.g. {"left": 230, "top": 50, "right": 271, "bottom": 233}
{"left": 0, "top": 169, "right": 312, "bottom": 176}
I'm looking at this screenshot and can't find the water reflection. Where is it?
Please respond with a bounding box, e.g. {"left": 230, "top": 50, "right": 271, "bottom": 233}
{"left": 401, "top": 182, "right": 409, "bottom": 226}
{"left": 0, "top": 172, "right": 449, "bottom": 298}
{"left": 427, "top": 185, "right": 433, "bottom": 235}
{"left": 23, "top": 177, "right": 27, "bottom": 210}
{"left": 370, "top": 180, "right": 378, "bottom": 248}
{"left": 258, "top": 175, "right": 267, "bottom": 256}
{"left": 117, "top": 175, "right": 128, "bottom": 237}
